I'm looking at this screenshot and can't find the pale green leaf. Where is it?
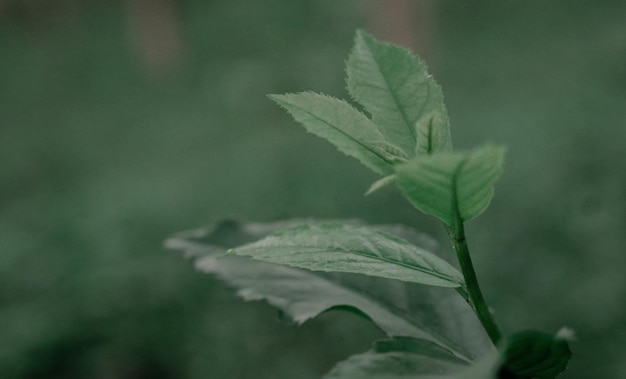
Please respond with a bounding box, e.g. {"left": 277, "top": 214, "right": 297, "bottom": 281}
{"left": 166, "top": 219, "right": 494, "bottom": 360}
{"left": 229, "top": 222, "right": 464, "bottom": 288}
{"left": 346, "top": 30, "right": 452, "bottom": 156}
{"left": 395, "top": 146, "right": 506, "bottom": 227}
{"left": 269, "top": 92, "right": 403, "bottom": 175}
{"left": 365, "top": 175, "right": 396, "bottom": 196}
{"left": 323, "top": 337, "right": 469, "bottom": 379}
{"left": 369, "top": 141, "right": 409, "bottom": 164}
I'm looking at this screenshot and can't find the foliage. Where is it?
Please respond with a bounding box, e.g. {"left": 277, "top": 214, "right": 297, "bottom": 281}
{"left": 168, "top": 30, "right": 572, "bottom": 378}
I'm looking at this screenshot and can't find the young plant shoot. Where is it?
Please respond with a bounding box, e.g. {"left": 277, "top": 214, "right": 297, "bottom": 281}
{"left": 167, "top": 30, "right": 572, "bottom": 379}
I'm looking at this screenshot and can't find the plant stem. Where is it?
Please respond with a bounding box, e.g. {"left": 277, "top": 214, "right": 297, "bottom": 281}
{"left": 448, "top": 223, "right": 502, "bottom": 346}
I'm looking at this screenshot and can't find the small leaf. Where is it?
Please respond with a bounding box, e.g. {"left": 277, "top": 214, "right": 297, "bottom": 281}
{"left": 395, "top": 145, "right": 506, "bottom": 227}
{"left": 346, "top": 30, "right": 452, "bottom": 156}
{"left": 269, "top": 92, "right": 402, "bottom": 175}
{"left": 166, "top": 219, "right": 494, "bottom": 360}
{"left": 369, "top": 141, "right": 409, "bottom": 164}
{"left": 229, "top": 222, "right": 464, "bottom": 288}
{"left": 499, "top": 330, "right": 572, "bottom": 379}
{"left": 416, "top": 115, "right": 451, "bottom": 155}
{"left": 323, "top": 337, "right": 469, "bottom": 379}
{"left": 365, "top": 175, "right": 396, "bottom": 196}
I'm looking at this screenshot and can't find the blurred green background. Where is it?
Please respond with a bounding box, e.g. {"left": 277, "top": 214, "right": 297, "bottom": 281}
{"left": 1, "top": 1, "right": 624, "bottom": 378}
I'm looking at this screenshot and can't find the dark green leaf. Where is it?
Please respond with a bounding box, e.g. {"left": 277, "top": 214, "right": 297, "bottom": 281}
{"left": 229, "top": 222, "right": 464, "bottom": 288}
{"left": 499, "top": 330, "right": 572, "bottom": 379}
{"left": 346, "top": 30, "right": 452, "bottom": 156}
{"left": 395, "top": 146, "right": 506, "bottom": 227}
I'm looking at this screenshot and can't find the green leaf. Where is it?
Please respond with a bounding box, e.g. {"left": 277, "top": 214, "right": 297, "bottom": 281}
{"left": 369, "top": 141, "right": 409, "bottom": 163}
{"left": 229, "top": 222, "right": 464, "bottom": 288}
{"left": 395, "top": 145, "right": 506, "bottom": 227}
{"left": 269, "top": 92, "right": 402, "bottom": 175}
{"left": 166, "top": 219, "right": 494, "bottom": 360}
{"left": 365, "top": 175, "right": 396, "bottom": 196}
{"left": 346, "top": 30, "right": 452, "bottom": 156}
{"left": 499, "top": 330, "right": 572, "bottom": 379}
{"left": 323, "top": 337, "right": 469, "bottom": 379}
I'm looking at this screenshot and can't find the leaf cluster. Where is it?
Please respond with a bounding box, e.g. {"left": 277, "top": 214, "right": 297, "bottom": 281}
{"left": 167, "top": 31, "right": 571, "bottom": 378}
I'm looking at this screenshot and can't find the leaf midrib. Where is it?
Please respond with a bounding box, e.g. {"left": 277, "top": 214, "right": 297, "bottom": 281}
{"left": 287, "top": 99, "right": 394, "bottom": 168}
{"left": 364, "top": 42, "right": 417, "bottom": 143}
{"left": 243, "top": 243, "right": 462, "bottom": 286}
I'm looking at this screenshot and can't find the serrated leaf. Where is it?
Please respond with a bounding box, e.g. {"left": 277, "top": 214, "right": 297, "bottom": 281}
{"left": 395, "top": 146, "right": 506, "bottom": 227}
{"left": 323, "top": 337, "right": 469, "bottom": 379}
{"left": 229, "top": 222, "right": 464, "bottom": 288}
{"left": 347, "top": 30, "right": 452, "bottom": 156}
{"left": 166, "top": 219, "right": 494, "bottom": 360}
{"left": 269, "top": 92, "right": 402, "bottom": 175}
{"left": 499, "top": 330, "right": 572, "bottom": 379}
{"left": 369, "top": 141, "right": 409, "bottom": 163}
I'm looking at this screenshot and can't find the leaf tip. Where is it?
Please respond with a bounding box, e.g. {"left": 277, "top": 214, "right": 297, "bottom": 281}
{"left": 354, "top": 28, "right": 368, "bottom": 40}
{"left": 556, "top": 326, "right": 577, "bottom": 341}
{"left": 364, "top": 175, "right": 396, "bottom": 196}
{"left": 267, "top": 93, "right": 285, "bottom": 104}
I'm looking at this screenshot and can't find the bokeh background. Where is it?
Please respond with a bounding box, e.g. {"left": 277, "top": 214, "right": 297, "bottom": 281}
{"left": 1, "top": 1, "right": 625, "bottom": 378}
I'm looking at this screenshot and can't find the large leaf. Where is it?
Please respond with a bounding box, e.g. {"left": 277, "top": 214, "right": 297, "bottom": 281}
{"left": 229, "top": 222, "right": 464, "bottom": 288}
{"left": 395, "top": 146, "right": 506, "bottom": 227}
{"left": 346, "top": 30, "right": 452, "bottom": 156}
{"left": 165, "top": 219, "right": 494, "bottom": 360}
{"left": 269, "top": 92, "right": 403, "bottom": 175}
{"left": 323, "top": 330, "right": 572, "bottom": 379}
{"left": 323, "top": 337, "right": 469, "bottom": 379}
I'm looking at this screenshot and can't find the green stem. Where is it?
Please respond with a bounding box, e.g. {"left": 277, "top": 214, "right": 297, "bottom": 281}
{"left": 448, "top": 223, "right": 502, "bottom": 345}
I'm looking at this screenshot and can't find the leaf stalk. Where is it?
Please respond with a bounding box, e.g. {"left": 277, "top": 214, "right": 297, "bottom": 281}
{"left": 448, "top": 223, "right": 502, "bottom": 346}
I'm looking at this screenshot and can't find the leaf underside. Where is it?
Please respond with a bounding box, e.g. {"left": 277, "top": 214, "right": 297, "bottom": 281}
{"left": 323, "top": 337, "right": 469, "bottom": 379}
{"left": 166, "top": 219, "right": 494, "bottom": 361}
